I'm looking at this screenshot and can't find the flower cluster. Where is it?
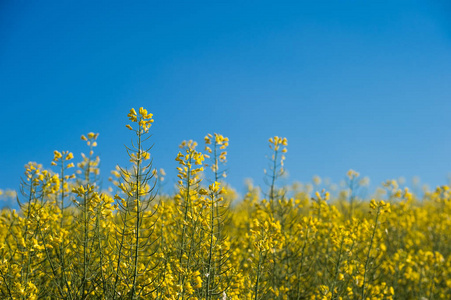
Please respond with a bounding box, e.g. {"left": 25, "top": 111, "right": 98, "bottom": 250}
{"left": 126, "top": 107, "right": 154, "bottom": 132}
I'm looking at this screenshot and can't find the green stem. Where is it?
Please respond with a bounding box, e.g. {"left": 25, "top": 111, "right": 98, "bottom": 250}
{"left": 361, "top": 208, "right": 380, "bottom": 300}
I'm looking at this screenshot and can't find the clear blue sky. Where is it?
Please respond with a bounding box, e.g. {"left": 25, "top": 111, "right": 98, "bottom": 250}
{"left": 1, "top": 0, "right": 451, "bottom": 205}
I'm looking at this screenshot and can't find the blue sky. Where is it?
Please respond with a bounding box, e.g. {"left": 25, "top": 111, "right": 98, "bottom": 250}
{"left": 1, "top": 0, "right": 451, "bottom": 204}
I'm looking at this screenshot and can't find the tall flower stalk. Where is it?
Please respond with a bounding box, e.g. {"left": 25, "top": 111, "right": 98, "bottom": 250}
{"left": 113, "top": 107, "right": 160, "bottom": 299}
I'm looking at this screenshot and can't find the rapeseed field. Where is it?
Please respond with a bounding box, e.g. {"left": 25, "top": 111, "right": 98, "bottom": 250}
{"left": 0, "top": 107, "right": 449, "bottom": 299}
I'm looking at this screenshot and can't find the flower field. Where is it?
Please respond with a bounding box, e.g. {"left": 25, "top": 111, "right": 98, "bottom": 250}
{"left": 1, "top": 107, "right": 450, "bottom": 299}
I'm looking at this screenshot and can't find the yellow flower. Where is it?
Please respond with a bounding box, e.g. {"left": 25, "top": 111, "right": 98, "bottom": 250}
{"left": 128, "top": 108, "right": 138, "bottom": 122}
{"left": 53, "top": 150, "right": 62, "bottom": 160}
